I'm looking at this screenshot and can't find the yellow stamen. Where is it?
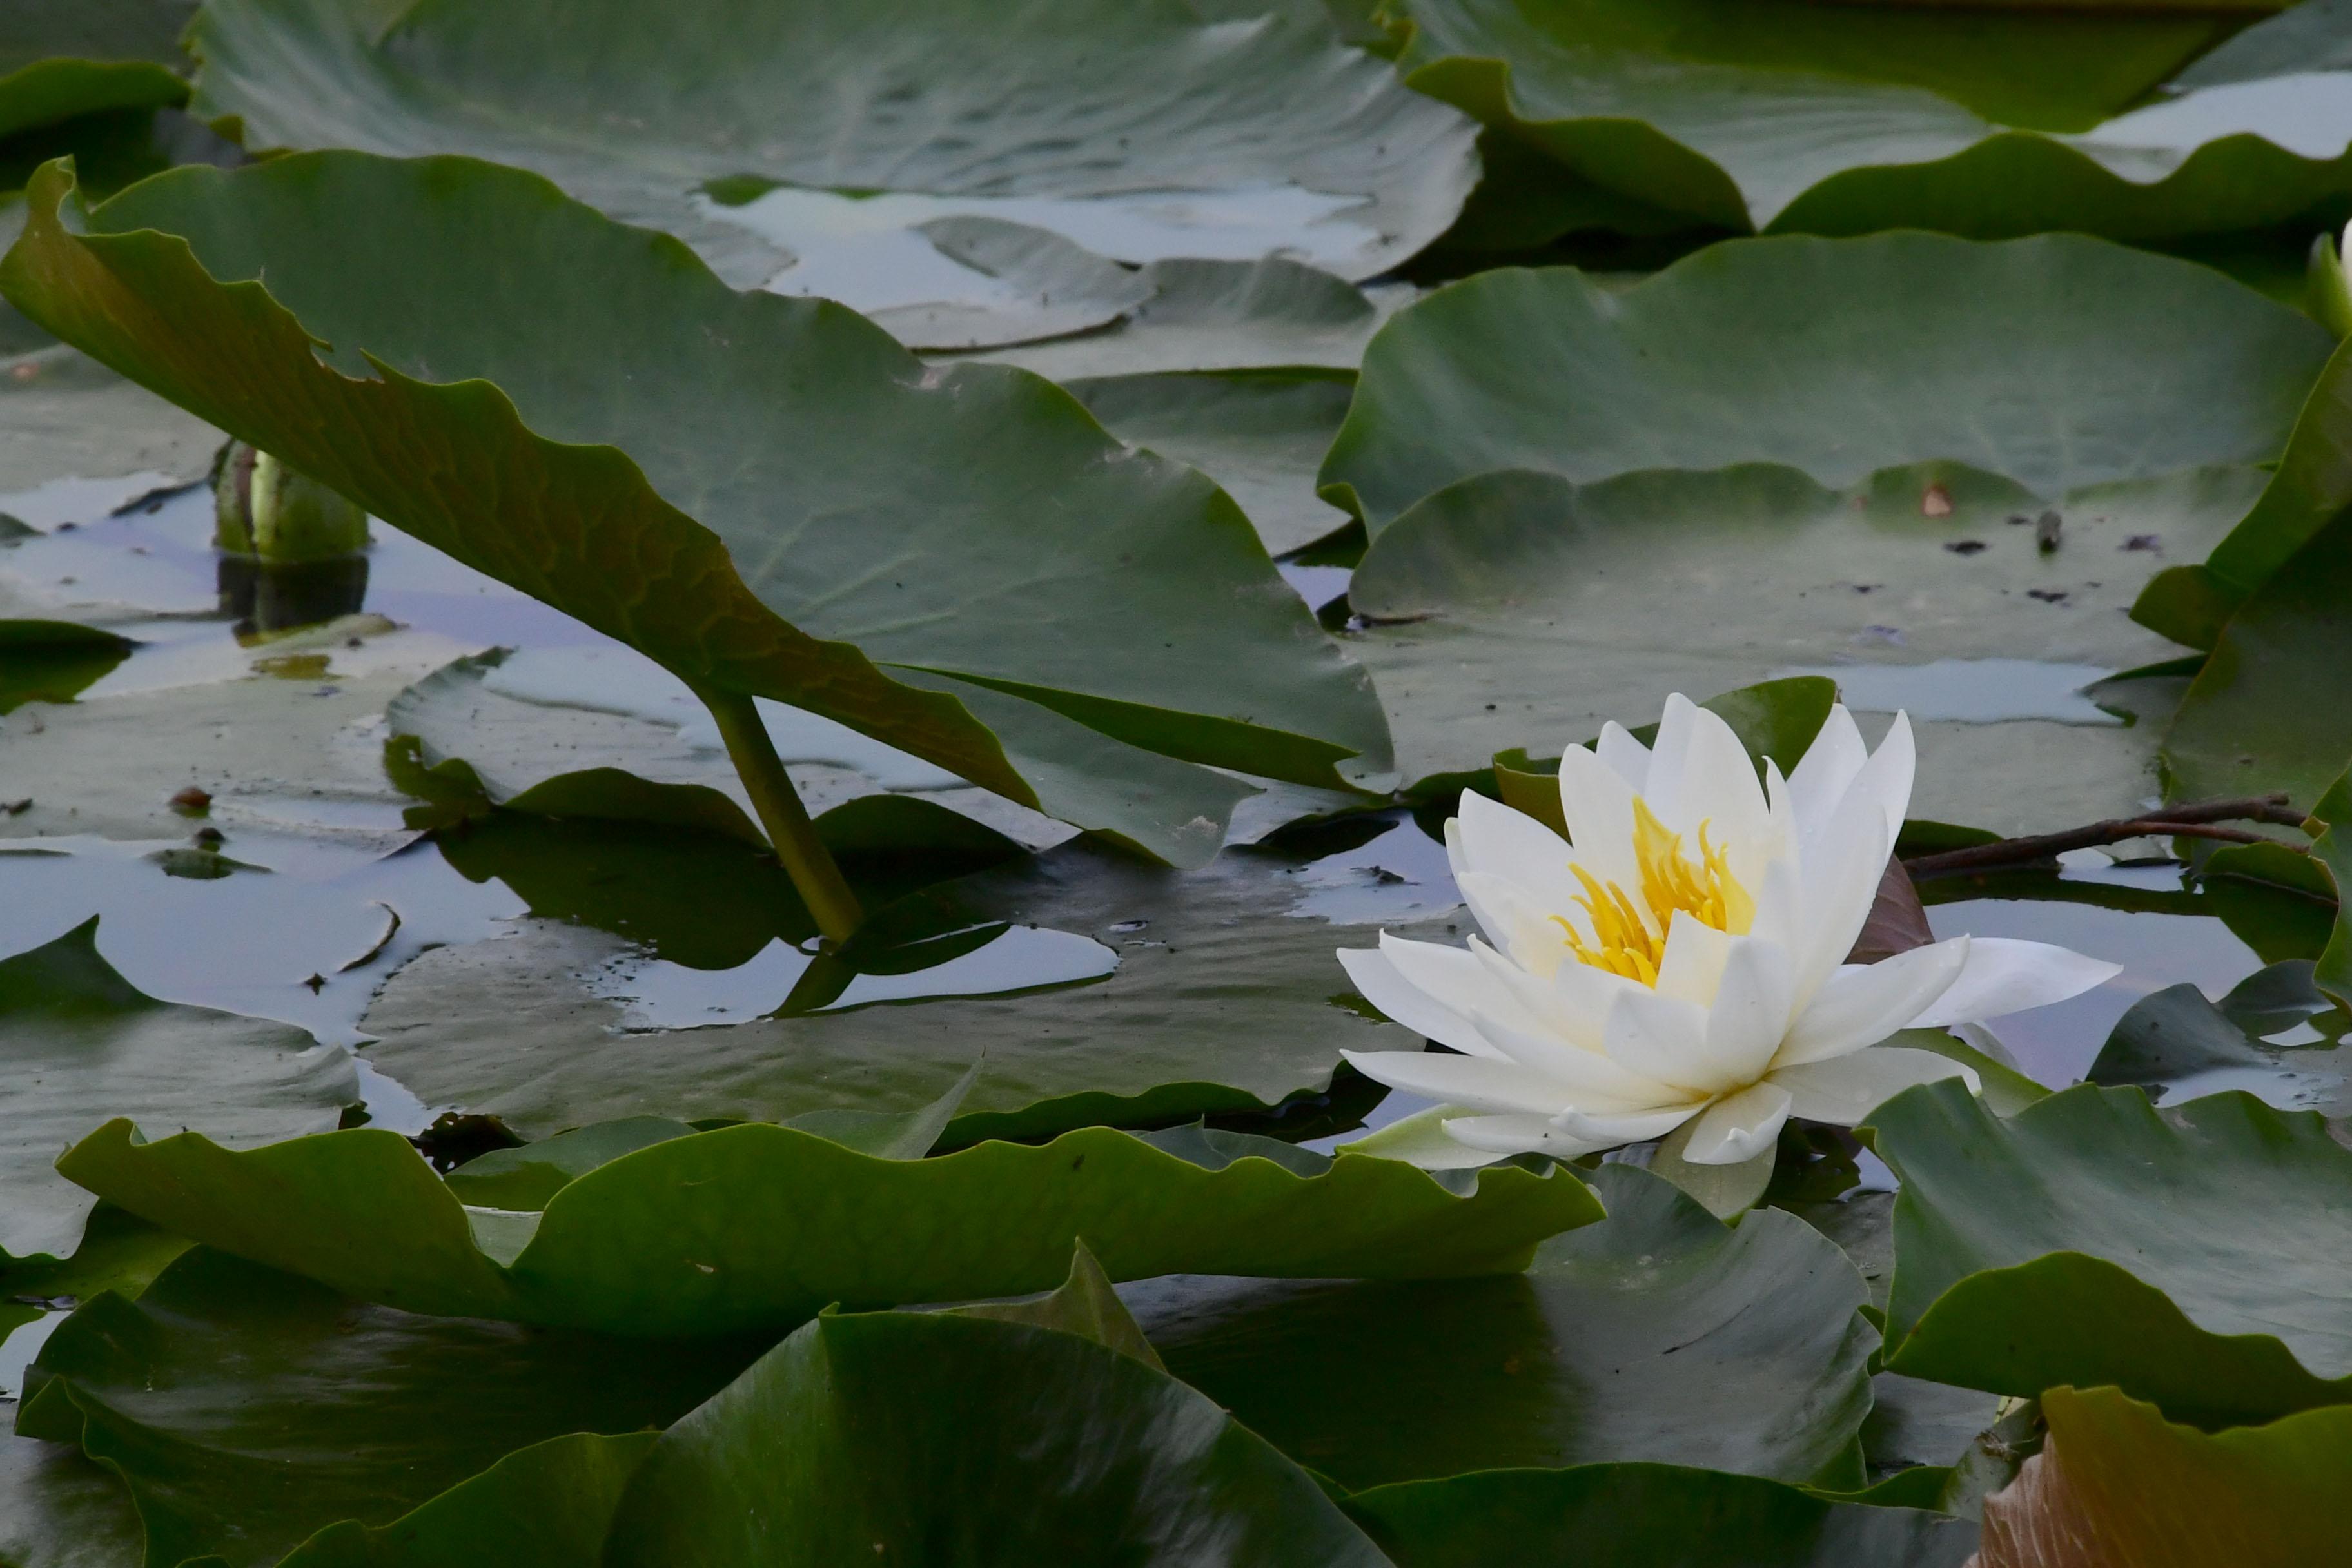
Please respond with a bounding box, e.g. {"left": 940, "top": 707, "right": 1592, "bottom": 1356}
{"left": 1551, "top": 798, "right": 1752, "bottom": 986}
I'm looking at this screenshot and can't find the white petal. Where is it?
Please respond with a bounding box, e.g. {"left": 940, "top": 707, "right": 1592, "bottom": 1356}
{"left": 1442, "top": 1113, "right": 1619, "bottom": 1159}
{"left": 1552, "top": 1102, "right": 1703, "bottom": 1148}
{"left": 1677, "top": 1081, "right": 1793, "bottom": 1166}
{"left": 1381, "top": 932, "right": 1550, "bottom": 1043}
{"left": 1337, "top": 946, "right": 1505, "bottom": 1061}
{"left": 1642, "top": 694, "right": 1704, "bottom": 823}
{"left": 1600, "top": 983, "right": 1718, "bottom": 1095}
{"left": 1340, "top": 1050, "right": 1576, "bottom": 1116}
{"left": 1455, "top": 868, "right": 1573, "bottom": 976}
{"left": 1554, "top": 743, "right": 1642, "bottom": 893}
{"left": 1791, "top": 807, "right": 1890, "bottom": 1011}
{"left": 1767, "top": 1045, "right": 1977, "bottom": 1126}
{"left": 1903, "top": 937, "right": 2123, "bottom": 1028}
{"left": 1339, "top": 1104, "right": 1502, "bottom": 1170}
{"left": 1453, "top": 789, "right": 1582, "bottom": 914}
{"left": 1594, "top": 721, "right": 1652, "bottom": 791}
{"left": 1656, "top": 702, "right": 1769, "bottom": 847}
{"left": 1701, "top": 935, "right": 1798, "bottom": 1087}
{"left": 1834, "top": 709, "right": 1915, "bottom": 856}
{"left": 1470, "top": 1006, "right": 1681, "bottom": 1110}
{"left": 1776, "top": 937, "right": 1972, "bottom": 1068}
{"left": 1552, "top": 957, "right": 1648, "bottom": 1051}
{"left": 1787, "top": 703, "right": 1867, "bottom": 846}
{"left": 1469, "top": 938, "right": 1608, "bottom": 1050}
{"left": 1743, "top": 854, "right": 1803, "bottom": 956}
{"left": 1654, "top": 915, "right": 1733, "bottom": 1008}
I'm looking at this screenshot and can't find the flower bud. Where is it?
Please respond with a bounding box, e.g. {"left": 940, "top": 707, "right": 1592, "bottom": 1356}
{"left": 212, "top": 441, "right": 370, "bottom": 562}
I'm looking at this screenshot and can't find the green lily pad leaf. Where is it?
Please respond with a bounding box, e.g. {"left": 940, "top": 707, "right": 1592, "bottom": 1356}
{"left": 186, "top": 0, "right": 1476, "bottom": 294}
{"left": 1868, "top": 1079, "right": 2352, "bottom": 1427}
{"left": 1, "top": 1202, "right": 189, "bottom": 1311}
{"left": 844, "top": 216, "right": 1155, "bottom": 352}
{"left": 1, "top": 917, "right": 356, "bottom": 1261}
{"left": 2133, "top": 337, "right": 2352, "bottom": 651}
{"left": 357, "top": 834, "right": 1444, "bottom": 1147}
{"left": 52, "top": 1112, "right": 1602, "bottom": 1336}
{"left": 0, "top": 618, "right": 130, "bottom": 713}
{"left": 1345, "top": 1462, "right": 1977, "bottom": 1568}
{"left": 1975, "top": 1386, "right": 2352, "bottom": 1568}
{"left": 1071, "top": 373, "right": 1358, "bottom": 556}
{"left": 2088, "top": 964, "right": 2349, "bottom": 1114}
{"left": 600, "top": 1306, "right": 1387, "bottom": 1566}
{"left": 0, "top": 1426, "right": 142, "bottom": 1568}
{"left": 0, "top": 154, "right": 1395, "bottom": 865}
{"left": 1384, "top": 0, "right": 2352, "bottom": 242}
{"left": 949, "top": 1239, "right": 1166, "bottom": 1372}
{"left": 2161, "top": 507, "right": 2352, "bottom": 812}
{"left": 953, "top": 259, "right": 1414, "bottom": 382}
{"left": 1134, "top": 1164, "right": 1872, "bottom": 1489}
{"left": 0, "top": 3, "right": 191, "bottom": 143}
{"left": 15, "top": 1246, "right": 767, "bottom": 1568}
{"left": 1324, "top": 234, "right": 2328, "bottom": 533}
{"left": 1346, "top": 462, "right": 2269, "bottom": 822}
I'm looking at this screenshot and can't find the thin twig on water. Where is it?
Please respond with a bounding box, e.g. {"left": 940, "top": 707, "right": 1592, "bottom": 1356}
{"left": 1901, "top": 794, "right": 2309, "bottom": 881}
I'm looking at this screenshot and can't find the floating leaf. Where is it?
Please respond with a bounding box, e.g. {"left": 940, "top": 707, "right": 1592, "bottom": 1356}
{"left": 357, "top": 834, "right": 1446, "bottom": 1146}
{"left": 17, "top": 1247, "right": 765, "bottom": 1568}
{"left": 0, "top": 618, "right": 130, "bottom": 712}
{"left": 1868, "top": 1079, "right": 2352, "bottom": 1427}
{"left": 1975, "top": 1385, "right": 2352, "bottom": 1568}
{"left": 0, "top": 919, "right": 355, "bottom": 1260}
{"left": 0, "top": 2, "right": 191, "bottom": 143}
{"left": 186, "top": 0, "right": 1476, "bottom": 297}
{"left": 0, "top": 153, "right": 1393, "bottom": 867}
{"left": 55, "top": 1113, "right": 1601, "bottom": 1336}
{"left": 948, "top": 1239, "right": 1167, "bottom": 1371}
{"left": 2087, "top": 963, "right": 2349, "bottom": 1114}
{"left": 1346, "top": 1462, "right": 1977, "bottom": 1568}
{"left": 1137, "top": 1165, "right": 1872, "bottom": 1488}
{"left": 1384, "top": 0, "right": 2352, "bottom": 242}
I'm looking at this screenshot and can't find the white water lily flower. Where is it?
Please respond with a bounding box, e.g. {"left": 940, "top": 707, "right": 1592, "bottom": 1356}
{"left": 1338, "top": 696, "right": 2120, "bottom": 1169}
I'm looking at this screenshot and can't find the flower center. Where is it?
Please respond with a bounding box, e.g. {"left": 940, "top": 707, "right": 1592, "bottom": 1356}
{"left": 1551, "top": 798, "right": 1754, "bottom": 986}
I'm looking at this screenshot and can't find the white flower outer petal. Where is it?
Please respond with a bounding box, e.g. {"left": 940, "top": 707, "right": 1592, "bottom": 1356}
{"left": 1469, "top": 1006, "right": 1681, "bottom": 1112}
{"left": 1594, "top": 721, "right": 1652, "bottom": 790}
{"left": 1453, "top": 789, "right": 1584, "bottom": 917}
{"left": 1701, "top": 935, "right": 1798, "bottom": 1088}
{"left": 1775, "top": 937, "right": 1972, "bottom": 1069}
{"left": 1556, "top": 742, "right": 1642, "bottom": 894}
{"left": 1766, "top": 1046, "right": 1978, "bottom": 1126}
{"left": 1339, "top": 1049, "right": 1578, "bottom": 1117}
{"left": 1600, "top": 984, "right": 1718, "bottom": 1095}
{"left": 1677, "top": 1081, "right": 1794, "bottom": 1166}
{"left": 1336, "top": 946, "right": 1502, "bottom": 1060}
{"left": 1552, "top": 1102, "right": 1706, "bottom": 1148}
{"left": 1440, "top": 1113, "right": 1619, "bottom": 1159}
{"left": 1455, "top": 867, "right": 1574, "bottom": 976}
{"left": 1654, "top": 916, "right": 1734, "bottom": 1008}
{"left": 1380, "top": 932, "right": 1552, "bottom": 1043}
{"left": 1339, "top": 1104, "right": 1504, "bottom": 1170}
{"left": 1659, "top": 702, "right": 1771, "bottom": 848}
{"left": 1904, "top": 937, "right": 2124, "bottom": 1028}
{"left": 1788, "top": 704, "right": 1868, "bottom": 848}
{"left": 1469, "top": 938, "right": 1611, "bottom": 1051}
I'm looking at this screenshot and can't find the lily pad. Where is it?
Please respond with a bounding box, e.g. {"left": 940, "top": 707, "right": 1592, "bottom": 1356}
{"left": 1868, "top": 1078, "right": 2352, "bottom": 1427}
{"left": 185, "top": 0, "right": 1476, "bottom": 293}
{"left": 0, "top": 919, "right": 355, "bottom": 1261}
{"left": 1322, "top": 234, "right": 2328, "bottom": 533}
{"left": 2087, "top": 963, "right": 2349, "bottom": 1114}
{"left": 1133, "top": 1164, "right": 1874, "bottom": 1488}
{"left": 0, "top": 619, "right": 130, "bottom": 712}
{"left": 1975, "top": 1385, "right": 2352, "bottom": 1568}
{"left": 15, "top": 1246, "right": 767, "bottom": 1568}
{"left": 53, "top": 1112, "right": 1602, "bottom": 1336}
{"left": 1346, "top": 1463, "right": 1977, "bottom": 1568}
{"left": 0, "top": 3, "right": 192, "bottom": 143}
{"left": 1385, "top": 0, "right": 2352, "bottom": 242}
{"left": 1, "top": 152, "right": 1393, "bottom": 866}
{"left": 2161, "top": 507, "right": 2352, "bottom": 811}
{"left": 356, "top": 834, "right": 1447, "bottom": 1146}
{"left": 0, "top": 342, "right": 220, "bottom": 509}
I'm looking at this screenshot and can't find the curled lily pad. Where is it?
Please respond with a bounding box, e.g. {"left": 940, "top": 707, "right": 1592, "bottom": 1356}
{"left": 0, "top": 153, "right": 1393, "bottom": 870}
{"left": 1134, "top": 1164, "right": 1874, "bottom": 1488}
{"left": 15, "top": 1246, "right": 767, "bottom": 1568}
{"left": 185, "top": 0, "right": 1476, "bottom": 295}
{"left": 1384, "top": 0, "right": 2352, "bottom": 242}
{"left": 2087, "top": 962, "right": 2349, "bottom": 1114}
{"left": 1975, "top": 1386, "right": 2352, "bottom": 1568}
{"left": 0, "top": 919, "right": 355, "bottom": 1261}
{"left": 1346, "top": 1463, "right": 1977, "bottom": 1568}
{"left": 53, "top": 1113, "right": 1602, "bottom": 1337}
{"left": 1868, "top": 1078, "right": 2352, "bottom": 1427}
{"left": 0, "top": 618, "right": 130, "bottom": 712}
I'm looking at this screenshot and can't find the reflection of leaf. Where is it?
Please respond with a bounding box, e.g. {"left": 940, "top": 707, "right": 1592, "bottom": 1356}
{"left": 17, "top": 1247, "right": 765, "bottom": 1568}
{"left": 1142, "top": 1166, "right": 1873, "bottom": 1489}
{"left": 1, "top": 153, "right": 1393, "bottom": 865}
{"left": 1976, "top": 1386, "right": 2352, "bottom": 1568}
{"left": 1386, "top": 0, "right": 2352, "bottom": 241}
{"left": 1347, "top": 1462, "right": 1977, "bottom": 1568}
{"left": 1868, "top": 1079, "right": 2352, "bottom": 1427}
{"left": 0, "top": 919, "right": 355, "bottom": 1261}
{"left": 56, "top": 1115, "right": 1602, "bottom": 1335}
{"left": 187, "top": 0, "right": 1475, "bottom": 290}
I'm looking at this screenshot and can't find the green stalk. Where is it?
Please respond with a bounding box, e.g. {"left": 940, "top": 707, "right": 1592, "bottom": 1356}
{"left": 696, "top": 685, "right": 864, "bottom": 945}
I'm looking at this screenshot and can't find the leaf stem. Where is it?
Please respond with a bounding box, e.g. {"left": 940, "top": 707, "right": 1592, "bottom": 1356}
{"left": 695, "top": 685, "right": 864, "bottom": 945}
{"left": 1902, "top": 794, "right": 2309, "bottom": 881}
